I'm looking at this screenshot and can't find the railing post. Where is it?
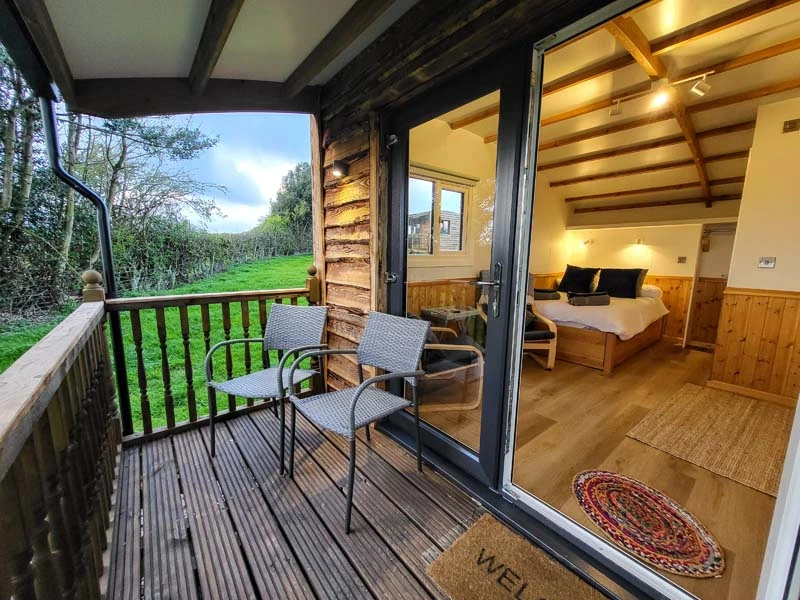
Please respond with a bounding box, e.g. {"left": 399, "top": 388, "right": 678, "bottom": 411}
{"left": 305, "top": 264, "right": 321, "bottom": 305}
{"left": 82, "top": 270, "right": 133, "bottom": 436}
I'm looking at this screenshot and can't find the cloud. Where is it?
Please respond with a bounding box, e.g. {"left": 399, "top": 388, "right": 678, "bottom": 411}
{"left": 215, "top": 144, "right": 296, "bottom": 206}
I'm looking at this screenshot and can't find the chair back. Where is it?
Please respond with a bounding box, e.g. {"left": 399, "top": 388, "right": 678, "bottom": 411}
{"left": 357, "top": 311, "right": 429, "bottom": 382}
{"left": 264, "top": 303, "right": 328, "bottom": 351}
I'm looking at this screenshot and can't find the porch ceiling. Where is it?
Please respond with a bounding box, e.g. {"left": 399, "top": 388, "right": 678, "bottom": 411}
{"left": 2, "top": 0, "right": 418, "bottom": 117}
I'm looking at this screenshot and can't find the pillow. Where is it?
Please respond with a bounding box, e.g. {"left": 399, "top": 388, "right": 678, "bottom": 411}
{"left": 596, "top": 268, "right": 645, "bottom": 299}
{"left": 635, "top": 268, "right": 649, "bottom": 296}
{"left": 639, "top": 284, "right": 663, "bottom": 299}
{"left": 557, "top": 265, "right": 599, "bottom": 294}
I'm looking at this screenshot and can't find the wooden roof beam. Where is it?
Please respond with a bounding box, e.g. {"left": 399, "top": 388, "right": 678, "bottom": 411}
{"left": 450, "top": 105, "right": 500, "bottom": 130}
{"left": 188, "top": 0, "right": 245, "bottom": 95}
{"left": 565, "top": 176, "right": 745, "bottom": 203}
{"left": 671, "top": 97, "right": 711, "bottom": 201}
{"left": 12, "top": 0, "right": 75, "bottom": 103}
{"left": 548, "top": 150, "right": 749, "bottom": 187}
{"left": 542, "top": 54, "right": 636, "bottom": 96}
{"left": 651, "top": 0, "right": 800, "bottom": 56}
{"left": 283, "top": 0, "right": 396, "bottom": 98}
{"left": 537, "top": 119, "right": 755, "bottom": 170}
{"left": 573, "top": 195, "right": 741, "bottom": 214}
{"left": 604, "top": 16, "right": 667, "bottom": 78}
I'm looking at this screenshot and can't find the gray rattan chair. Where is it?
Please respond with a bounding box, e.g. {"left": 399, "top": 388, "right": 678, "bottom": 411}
{"left": 205, "top": 303, "right": 328, "bottom": 469}
{"left": 286, "top": 311, "right": 430, "bottom": 533}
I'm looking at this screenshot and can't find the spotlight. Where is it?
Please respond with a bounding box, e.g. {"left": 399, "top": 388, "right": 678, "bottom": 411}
{"left": 331, "top": 160, "right": 349, "bottom": 178}
{"left": 650, "top": 78, "right": 672, "bottom": 109}
{"left": 690, "top": 75, "right": 711, "bottom": 97}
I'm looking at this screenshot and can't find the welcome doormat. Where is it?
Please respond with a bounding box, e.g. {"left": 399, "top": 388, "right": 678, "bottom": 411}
{"left": 427, "top": 514, "right": 606, "bottom": 599}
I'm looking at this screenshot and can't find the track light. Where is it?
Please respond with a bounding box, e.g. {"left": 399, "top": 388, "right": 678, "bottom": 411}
{"left": 690, "top": 75, "right": 711, "bottom": 97}
{"left": 650, "top": 78, "right": 672, "bottom": 109}
{"left": 609, "top": 99, "right": 622, "bottom": 117}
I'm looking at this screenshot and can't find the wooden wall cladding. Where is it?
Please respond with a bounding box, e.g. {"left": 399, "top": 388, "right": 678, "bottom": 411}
{"left": 644, "top": 276, "right": 693, "bottom": 342}
{"left": 710, "top": 288, "right": 800, "bottom": 405}
{"left": 406, "top": 279, "right": 479, "bottom": 317}
{"left": 320, "top": 121, "right": 372, "bottom": 389}
{"left": 688, "top": 277, "right": 727, "bottom": 345}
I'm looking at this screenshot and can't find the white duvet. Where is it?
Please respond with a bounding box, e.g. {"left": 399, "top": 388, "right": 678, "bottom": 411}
{"left": 534, "top": 292, "right": 669, "bottom": 341}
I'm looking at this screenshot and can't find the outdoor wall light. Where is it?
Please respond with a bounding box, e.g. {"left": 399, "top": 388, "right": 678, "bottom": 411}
{"left": 331, "top": 160, "right": 349, "bottom": 178}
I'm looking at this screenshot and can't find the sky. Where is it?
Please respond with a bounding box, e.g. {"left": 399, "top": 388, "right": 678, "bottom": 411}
{"left": 174, "top": 112, "right": 311, "bottom": 233}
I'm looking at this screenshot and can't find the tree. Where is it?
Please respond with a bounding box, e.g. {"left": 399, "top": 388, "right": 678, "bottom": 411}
{"left": 264, "top": 162, "right": 312, "bottom": 252}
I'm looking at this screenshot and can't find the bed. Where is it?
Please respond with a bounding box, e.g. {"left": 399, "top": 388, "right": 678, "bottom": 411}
{"left": 533, "top": 288, "right": 669, "bottom": 374}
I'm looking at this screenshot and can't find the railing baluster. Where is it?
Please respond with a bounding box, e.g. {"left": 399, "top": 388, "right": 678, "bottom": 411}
{"left": 178, "top": 306, "right": 197, "bottom": 422}
{"left": 0, "top": 472, "right": 36, "bottom": 600}
{"left": 130, "top": 310, "right": 152, "bottom": 434}
{"left": 241, "top": 301, "right": 254, "bottom": 406}
{"left": 221, "top": 302, "right": 235, "bottom": 412}
{"left": 154, "top": 307, "right": 175, "bottom": 428}
{"left": 201, "top": 304, "right": 216, "bottom": 421}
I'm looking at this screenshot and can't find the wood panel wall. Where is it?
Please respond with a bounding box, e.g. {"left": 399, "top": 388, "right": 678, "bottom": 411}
{"left": 406, "top": 278, "right": 479, "bottom": 317}
{"left": 644, "top": 275, "right": 693, "bottom": 342}
{"left": 313, "top": 115, "right": 388, "bottom": 390}
{"left": 709, "top": 288, "right": 800, "bottom": 406}
{"left": 688, "top": 277, "right": 727, "bottom": 345}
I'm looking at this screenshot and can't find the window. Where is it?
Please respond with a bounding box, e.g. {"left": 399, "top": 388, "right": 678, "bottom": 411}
{"left": 407, "top": 165, "right": 474, "bottom": 260}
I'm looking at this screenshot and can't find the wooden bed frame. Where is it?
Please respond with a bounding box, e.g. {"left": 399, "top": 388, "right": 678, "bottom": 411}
{"left": 555, "top": 317, "right": 664, "bottom": 375}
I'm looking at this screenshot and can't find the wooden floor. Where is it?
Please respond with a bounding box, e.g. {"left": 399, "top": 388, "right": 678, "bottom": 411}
{"left": 106, "top": 407, "right": 489, "bottom": 599}
{"left": 420, "top": 341, "right": 780, "bottom": 600}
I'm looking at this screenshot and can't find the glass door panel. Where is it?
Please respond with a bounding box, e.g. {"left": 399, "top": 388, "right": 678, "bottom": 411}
{"left": 402, "top": 90, "right": 500, "bottom": 452}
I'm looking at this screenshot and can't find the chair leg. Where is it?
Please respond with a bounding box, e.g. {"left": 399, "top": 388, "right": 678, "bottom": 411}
{"left": 272, "top": 399, "right": 278, "bottom": 417}
{"left": 413, "top": 386, "right": 422, "bottom": 472}
{"left": 208, "top": 386, "right": 217, "bottom": 457}
{"left": 279, "top": 397, "right": 286, "bottom": 475}
{"left": 364, "top": 423, "right": 371, "bottom": 442}
{"left": 288, "top": 404, "right": 297, "bottom": 479}
{"left": 345, "top": 438, "right": 356, "bottom": 534}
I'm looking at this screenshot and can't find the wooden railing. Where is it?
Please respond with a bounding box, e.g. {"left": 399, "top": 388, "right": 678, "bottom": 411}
{"left": 0, "top": 299, "right": 120, "bottom": 599}
{"left": 103, "top": 265, "right": 322, "bottom": 442}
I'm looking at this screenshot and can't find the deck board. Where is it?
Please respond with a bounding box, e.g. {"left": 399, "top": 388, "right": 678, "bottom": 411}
{"left": 107, "top": 408, "right": 483, "bottom": 599}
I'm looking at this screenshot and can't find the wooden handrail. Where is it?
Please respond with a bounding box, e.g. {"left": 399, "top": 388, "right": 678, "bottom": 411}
{"left": 104, "top": 287, "right": 310, "bottom": 311}
{"left": 0, "top": 299, "right": 120, "bottom": 598}
{"left": 0, "top": 302, "right": 105, "bottom": 480}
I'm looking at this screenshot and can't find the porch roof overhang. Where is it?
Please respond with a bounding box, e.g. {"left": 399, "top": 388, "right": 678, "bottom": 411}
{"left": 0, "top": 0, "right": 418, "bottom": 118}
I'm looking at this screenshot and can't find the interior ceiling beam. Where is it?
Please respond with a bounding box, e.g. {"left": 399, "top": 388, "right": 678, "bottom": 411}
{"left": 650, "top": 0, "right": 800, "bottom": 56}
{"left": 450, "top": 105, "right": 500, "bottom": 130}
{"left": 11, "top": 0, "right": 75, "bottom": 103}
{"left": 539, "top": 37, "right": 800, "bottom": 147}
{"left": 69, "top": 78, "right": 319, "bottom": 119}
{"left": 541, "top": 54, "right": 636, "bottom": 96}
{"left": 537, "top": 119, "right": 755, "bottom": 171}
{"left": 484, "top": 133, "right": 497, "bottom": 144}
{"left": 573, "top": 194, "right": 741, "bottom": 214}
{"left": 604, "top": 16, "right": 666, "bottom": 78}
{"left": 564, "top": 176, "right": 745, "bottom": 203}
{"left": 283, "top": 0, "right": 396, "bottom": 98}
{"left": 603, "top": 16, "right": 714, "bottom": 199}
{"left": 188, "top": 0, "right": 245, "bottom": 96}
{"left": 548, "top": 150, "right": 749, "bottom": 187}
{"left": 686, "top": 75, "right": 800, "bottom": 115}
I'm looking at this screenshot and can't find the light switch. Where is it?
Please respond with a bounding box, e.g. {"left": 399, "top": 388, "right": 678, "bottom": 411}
{"left": 677, "top": 256, "right": 687, "bottom": 264}
{"left": 758, "top": 257, "right": 776, "bottom": 269}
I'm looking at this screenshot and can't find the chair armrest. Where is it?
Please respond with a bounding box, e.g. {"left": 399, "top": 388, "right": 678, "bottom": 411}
{"left": 205, "top": 338, "right": 265, "bottom": 382}
{"left": 526, "top": 297, "right": 558, "bottom": 334}
{"left": 430, "top": 326, "right": 458, "bottom": 339}
{"left": 276, "top": 344, "right": 328, "bottom": 396}
{"left": 349, "top": 370, "right": 426, "bottom": 435}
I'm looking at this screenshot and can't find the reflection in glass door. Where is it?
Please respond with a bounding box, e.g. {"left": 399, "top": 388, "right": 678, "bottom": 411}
{"left": 402, "top": 90, "right": 500, "bottom": 452}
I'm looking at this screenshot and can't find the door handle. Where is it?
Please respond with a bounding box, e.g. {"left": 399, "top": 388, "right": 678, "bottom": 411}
{"left": 491, "top": 262, "right": 502, "bottom": 318}
{"left": 384, "top": 271, "right": 398, "bottom": 284}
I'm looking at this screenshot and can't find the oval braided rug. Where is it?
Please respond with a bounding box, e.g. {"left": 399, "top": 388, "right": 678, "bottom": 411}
{"left": 573, "top": 470, "right": 725, "bottom": 578}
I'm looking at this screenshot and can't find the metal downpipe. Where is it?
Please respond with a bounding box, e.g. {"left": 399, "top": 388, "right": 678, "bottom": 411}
{"left": 39, "top": 97, "right": 134, "bottom": 435}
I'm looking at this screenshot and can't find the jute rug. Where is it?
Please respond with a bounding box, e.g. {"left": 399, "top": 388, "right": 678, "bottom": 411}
{"left": 628, "top": 383, "right": 793, "bottom": 496}
{"left": 427, "top": 514, "right": 606, "bottom": 599}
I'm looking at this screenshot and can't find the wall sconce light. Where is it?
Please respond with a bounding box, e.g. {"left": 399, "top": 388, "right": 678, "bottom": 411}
{"left": 583, "top": 239, "right": 594, "bottom": 246}
{"left": 331, "top": 160, "right": 349, "bottom": 178}
{"left": 636, "top": 238, "right": 645, "bottom": 245}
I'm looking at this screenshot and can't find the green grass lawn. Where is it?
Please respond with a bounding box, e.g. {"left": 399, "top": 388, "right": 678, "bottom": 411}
{"left": 1, "top": 254, "right": 315, "bottom": 432}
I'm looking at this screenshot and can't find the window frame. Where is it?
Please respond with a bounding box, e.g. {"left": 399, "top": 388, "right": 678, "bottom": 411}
{"left": 407, "top": 164, "right": 477, "bottom": 267}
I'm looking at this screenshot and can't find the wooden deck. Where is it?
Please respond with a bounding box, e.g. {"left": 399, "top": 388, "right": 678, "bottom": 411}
{"left": 106, "top": 408, "right": 485, "bottom": 599}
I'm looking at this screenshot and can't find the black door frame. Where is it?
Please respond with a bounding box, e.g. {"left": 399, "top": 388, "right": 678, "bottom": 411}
{"left": 384, "top": 44, "right": 531, "bottom": 488}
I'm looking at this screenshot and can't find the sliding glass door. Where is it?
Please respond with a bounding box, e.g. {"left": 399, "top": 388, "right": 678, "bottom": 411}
{"left": 385, "top": 47, "right": 530, "bottom": 486}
